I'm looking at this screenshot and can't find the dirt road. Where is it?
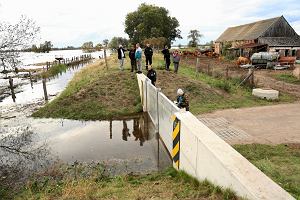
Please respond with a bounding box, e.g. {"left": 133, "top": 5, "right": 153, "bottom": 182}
{"left": 198, "top": 102, "right": 300, "bottom": 144}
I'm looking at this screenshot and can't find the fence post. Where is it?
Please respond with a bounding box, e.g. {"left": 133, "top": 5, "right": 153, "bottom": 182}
{"left": 42, "top": 78, "right": 48, "bottom": 101}
{"left": 8, "top": 76, "right": 16, "bottom": 102}
{"left": 196, "top": 57, "right": 200, "bottom": 76}
{"left": 104, "top": 48, "right": 108, "bottom": 70}
{"left": 156, "top": 87, "right": 161, "bottom": 133}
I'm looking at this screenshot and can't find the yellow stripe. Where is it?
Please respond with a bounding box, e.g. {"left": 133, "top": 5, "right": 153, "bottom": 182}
{"left": 175, "top": 160, "right": 179, "bottom": 169}
{"left": 172, "top": 123, "right": 180, "bottom": 140}
{"left": 171, "top": 115, "right": 176, "bottom": 121}
{"left": 172, "top": 142, "right": 180, "bottom": 158}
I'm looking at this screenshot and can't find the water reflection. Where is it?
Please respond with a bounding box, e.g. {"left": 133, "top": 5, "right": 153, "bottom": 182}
{"left": 1, "top": 112, "right": 171, "bottom": 191}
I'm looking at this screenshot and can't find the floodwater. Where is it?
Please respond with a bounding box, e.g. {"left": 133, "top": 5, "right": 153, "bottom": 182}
{"left": 19, "top": 49, "right": 105, "bottom": 69}
{"left": 1, "top": 64, "right": 87, "bottom": 106}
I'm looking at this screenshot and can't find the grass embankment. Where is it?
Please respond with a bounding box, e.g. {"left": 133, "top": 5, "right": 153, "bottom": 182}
{"left": 13, "top": 166, "right": 240, "bottom": 200}
{"left": 234, "top": 144, "right": 300, "bottom": 199}
{"left": 32, "top": 59, "right": 142, "bottom": 120}
{"left": 273, "top": 73, "right": 300, "bottom": 85}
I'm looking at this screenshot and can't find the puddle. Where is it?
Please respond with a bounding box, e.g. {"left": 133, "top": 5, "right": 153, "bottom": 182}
{"left": 1, "top": 113, "right": 172, "bottom": 176}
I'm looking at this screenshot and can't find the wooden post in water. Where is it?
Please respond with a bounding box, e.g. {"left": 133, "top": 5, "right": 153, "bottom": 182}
{"left": 42, "top": 78, "right": 48, "bottom": 101}
{"left": 8, "top": 76, "right": 16, "bottom": 102}
{"left": 29, "top": 71, "right": 33, "bottom": 89}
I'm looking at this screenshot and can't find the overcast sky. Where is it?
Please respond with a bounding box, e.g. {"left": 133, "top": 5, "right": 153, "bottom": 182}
{"left": 0, "top": 0, "right": 299, "bottom": 47}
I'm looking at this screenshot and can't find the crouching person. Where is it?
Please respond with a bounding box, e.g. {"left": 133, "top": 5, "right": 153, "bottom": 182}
{"left": 147, "top": 65, "right": 157, "bottom": 86}
{"left": 176, "top": 88, "right": 189, "bottom": 111}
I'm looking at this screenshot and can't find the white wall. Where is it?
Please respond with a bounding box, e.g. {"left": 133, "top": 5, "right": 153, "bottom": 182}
{"left": 136, "top": 74, "right": 294, "bottom": 200}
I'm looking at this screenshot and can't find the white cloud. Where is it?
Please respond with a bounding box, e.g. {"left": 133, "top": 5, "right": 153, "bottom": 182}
{"left": 0, "top": 0, "right": 299, "bottom": 47}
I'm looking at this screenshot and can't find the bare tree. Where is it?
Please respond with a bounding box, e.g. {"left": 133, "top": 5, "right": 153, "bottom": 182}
{"left": 0, "top": 15, "right": 40, "bottom": 71}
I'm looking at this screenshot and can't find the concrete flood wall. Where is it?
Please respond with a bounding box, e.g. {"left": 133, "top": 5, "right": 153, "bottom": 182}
{"left": 136, "top": 74, "right": 294, "bottom": 200}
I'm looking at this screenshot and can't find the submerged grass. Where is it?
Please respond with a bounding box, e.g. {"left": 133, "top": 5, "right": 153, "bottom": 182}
{"left": 13, "top": 165, "right": 241, "bottom": 200}
{"left": 40, "top": 64, "right": 68, "bottom": 78}
{"left": 234, "top": 144, "right": 300, "bottom": 199}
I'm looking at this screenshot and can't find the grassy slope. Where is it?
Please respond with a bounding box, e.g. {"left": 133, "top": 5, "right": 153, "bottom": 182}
{"left": 234, "top": 144, "right": 300, "bottom": 199}
{"left": 14, "top": 167, "right": 240, "bottom": 200}
{"left": 32, "top": 59, "right": 142, "bottom": 120}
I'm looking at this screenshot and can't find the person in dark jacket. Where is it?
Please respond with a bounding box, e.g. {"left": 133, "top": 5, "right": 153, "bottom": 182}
{"left": 161, "top": 45, "right": 170, "bottom": 71}
{"left": 117, "top": 45, "right": 126, "bottom": 71}
{"left": 144, "top": 43, "right": 153, "bottom": 70}
{"left": 147, "top": 65, "right": 157, "bottom": 86}
{"left": 128, "top": 44, "right": 137, "bottom": 72}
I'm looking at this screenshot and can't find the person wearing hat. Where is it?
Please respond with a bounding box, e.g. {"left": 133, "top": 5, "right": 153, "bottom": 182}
{"left": 117, "top": 44, "right": 126, "bottom": 71}
{"left": 176, "top": 88, "right": 189, "bottom": 111}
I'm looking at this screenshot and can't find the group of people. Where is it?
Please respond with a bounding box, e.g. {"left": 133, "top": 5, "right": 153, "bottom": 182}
{"left": 117, "top": 43, "right": 181, "bottom": 74}
{"left": 117, "top": 43, "right": 188, "bottom": 111}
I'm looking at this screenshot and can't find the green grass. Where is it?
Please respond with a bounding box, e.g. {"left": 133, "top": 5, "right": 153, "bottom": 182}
{"left": 32, "top": 59, "right": 142, "bottom": 120}
{"left": 13, "top": 165, "right": 241, "bottom": 200}
{"left": 234, "top": 144, "right": 300, "bottom": 199}
{"left": 273, "top": 73, "right": 300, "bottom": 85}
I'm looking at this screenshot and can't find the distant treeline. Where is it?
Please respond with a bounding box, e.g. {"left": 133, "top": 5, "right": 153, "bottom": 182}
{"left": 22, "top": 41, "right": 81, "bottom": 53}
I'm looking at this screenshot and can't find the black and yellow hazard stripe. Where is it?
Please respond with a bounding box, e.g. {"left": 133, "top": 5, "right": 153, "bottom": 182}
{"left": 172, "top": 115, "right": 180, "bottom": 169}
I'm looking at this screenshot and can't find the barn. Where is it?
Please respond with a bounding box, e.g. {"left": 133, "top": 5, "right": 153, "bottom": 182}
{"left": 215, "top": 16, "right": 300, "bottom": 59}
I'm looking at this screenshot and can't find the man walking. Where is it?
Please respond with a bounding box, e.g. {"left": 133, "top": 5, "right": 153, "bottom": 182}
{"left": 135, "top": 43, "right": 143, "bottom": 73}
{"left": 162, "top": 45, "right": 170, "bottom": 71}
{"left": 144, "top": 43, "right": 153, "bottom": 70}
{"left": 117, "top": 44, "right": 126, "bottom": 71}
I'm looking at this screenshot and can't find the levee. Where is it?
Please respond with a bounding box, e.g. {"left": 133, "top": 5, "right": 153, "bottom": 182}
{"left": 137, "top": 73, "right": 294, "bottom": 200}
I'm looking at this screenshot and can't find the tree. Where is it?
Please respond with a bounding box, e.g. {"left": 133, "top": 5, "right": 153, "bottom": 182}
{"left": 143, "top": 37, "right": 167, "bottom": 50}
{"left": 124, "top": 3, "right": 181, "bottom": 46}
{"left": 187, "top": 30, "right": 203, "bottom": 47}
{"left": 81, "top": 41, "right": 94, "bottom": 53}
{"left": 108, "top": 37, "right": 129, "bottom": 50}
{"left": 103, "top": 39, "right": 109, "bottom": 47}
{"left": 0, "top": 15, "right": 40, "bottom": 71}
{"left": 95, "top": 43, "right": 103, "bottom": 51}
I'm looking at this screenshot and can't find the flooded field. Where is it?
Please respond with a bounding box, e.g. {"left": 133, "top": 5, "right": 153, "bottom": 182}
{"left": 0, "top": 64, "right": 86, "bottom": 105}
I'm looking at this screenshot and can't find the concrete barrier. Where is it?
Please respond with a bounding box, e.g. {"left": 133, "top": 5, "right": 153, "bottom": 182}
{"left": 252, "top": 88, "right": 279, "bottom": 100}
{"left": 136, "top": 74, "right": 294, "bottom": 200}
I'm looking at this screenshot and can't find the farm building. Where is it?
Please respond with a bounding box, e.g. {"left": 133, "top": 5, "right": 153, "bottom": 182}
{"left": 215, "top": 16, "right": 300, "bottom": 59}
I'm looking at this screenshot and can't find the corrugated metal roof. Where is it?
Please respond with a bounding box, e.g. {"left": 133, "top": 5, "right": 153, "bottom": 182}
{"left": 215, "top": 16, "right": 281, "bottom": 42}
{"left": 259, "top": 37, "right": 300, "bottom": 47}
